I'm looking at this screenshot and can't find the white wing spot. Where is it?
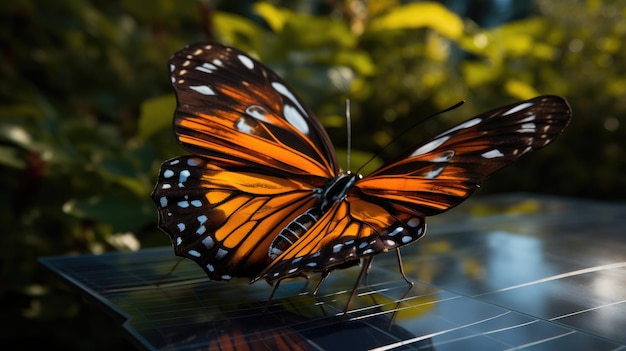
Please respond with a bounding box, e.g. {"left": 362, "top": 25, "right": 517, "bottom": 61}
{"left": 518, "top": 123, "right": 536, "bottom": 133}
{"left": 333, "top": 243, "right": 343, "bottom": 253}
{"left": 177, "top": 201, "right": 189, "bottom": 208}
{"left": 284, "top": 104, "right": 309, "bottom": 134}
{"left": 163, "top": 169, "right": 174, "bottom": 178}
{"left": 190, "top": 85, "right": 216, "bottom": 95}
{"left": 196, "top": 62, "right": 218, "bottom": 74}
{"left": 190, "top": 200, "right": 202, "bottom": 207}
{"left": 176, "top": 237, "right": 182, "bottom": 245}
{"left": 442, "top": 118, "right": 482, "bottom": 135}
{"left": 161, "top": 183, "right": 171, "bottom": 190}
{"left": 215, "top": 248, "right": 228, "bottom": 259}
{"left": 407, "top": 217, "right": 421, "bottom": 228}
{"left": 236, "top": 119, "right": 255, "bottom": 134}
{"left": 237, "top": 54, "right": 255, "bottom": 69}
{"left": 177, "top": 223, "right": 185, "bottom": 232}
{"left": 245, "top": 105, "right": 270, "bottom": 122}
{"left": 481, "top": 149, "right": 504, "bottom": 159}
{"left": 425, "top": 166, "right": 444, "bottom": 179}
{"left": 159, "top": 196, "right": 168, "bottom": 207}
{"left": 179, "top": 170, "right": 190, "bottom": 183}
{"left": 431, "top": 150, "right": 455, "bottom": 162}
{"left": 411, "top": 136, "right": 450, "bottom": 156}
{"left": 389, "top": 227, "right": 404, "bottom": 237}
{"left": 202, "top": 236, "right": 214, "bottom": 249}
{"left": 196, "top": 225, "right": 206, "bottom": 235}
{"left": 271, "top": 82, "right": 308, "bottom": 117}
{"left": 198, "top": 215, "right": 207, "bottom": 224}
{"left": 188, "top": 250, "right": 201, "bottom": 257}
{"left": 187, "top": 158, "right": 201, "bottom": 166}
{"left": 206, "top": 263, "right": 214, "bottom": 272}
{"left": 503, "top": 102, "right": 533, "bottom": 116}
{"left": 401, "top": 236, "right": 413, "bottom": 244}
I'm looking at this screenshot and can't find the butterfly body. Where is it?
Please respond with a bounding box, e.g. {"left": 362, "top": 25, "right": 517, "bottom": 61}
{"left": 152, "top": 42, "right": 571, "bottom": 286}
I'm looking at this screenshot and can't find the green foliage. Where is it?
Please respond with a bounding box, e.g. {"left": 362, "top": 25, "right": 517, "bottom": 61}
{"left": 1, "top": 0, "right": 624, "bottom": 349}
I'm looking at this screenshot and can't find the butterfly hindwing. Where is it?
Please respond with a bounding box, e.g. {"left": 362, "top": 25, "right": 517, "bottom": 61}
{"left": 154, "top": 156, "right": 324, "bottom": 280}
{"left": 255, "top": 193, "right": 426, "bottom": 283}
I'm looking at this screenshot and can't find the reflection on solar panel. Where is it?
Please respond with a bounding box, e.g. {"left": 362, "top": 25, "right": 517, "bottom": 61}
{"left": 40, "top": 195, "right": 626, "bottom": 350}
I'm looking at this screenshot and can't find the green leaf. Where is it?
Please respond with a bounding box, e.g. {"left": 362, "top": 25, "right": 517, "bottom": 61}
{"left": 138, "top": 94, "right": 176, "bottom": 139}
{"left": 253, "top": 2, "right": 291, "bottom": 33}
{"left": 213, "top": 11, "right": 269, "bottom": 50}
{"left": 0, "top": 145, "right": 26, "bottom": 169}
{"left": 63, "top": 193, "right": 155, "bottom": 233}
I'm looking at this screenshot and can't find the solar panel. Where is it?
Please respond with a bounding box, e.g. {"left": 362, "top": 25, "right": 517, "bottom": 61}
{"left": 40, "top": 194, "right": 626, "bottom": 350}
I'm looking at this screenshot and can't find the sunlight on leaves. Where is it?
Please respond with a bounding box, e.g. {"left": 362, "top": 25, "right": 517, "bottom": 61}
{"left": 253, "top": 2, "right": 290, "bottom": 32}
{"left": 367, "top": 2, "right": 463, "bottom": 39}
{"left": 505, "top": 79, "right": 540, "bottom": 100}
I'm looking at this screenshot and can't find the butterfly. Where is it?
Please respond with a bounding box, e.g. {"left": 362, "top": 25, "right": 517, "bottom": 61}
{"left": 152, "top": 42, "right": 571, "bottom": 288}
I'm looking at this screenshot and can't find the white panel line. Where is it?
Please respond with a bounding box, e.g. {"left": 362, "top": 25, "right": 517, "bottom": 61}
{"left": 475, "top": 262, "right": 626, "bottom": 296}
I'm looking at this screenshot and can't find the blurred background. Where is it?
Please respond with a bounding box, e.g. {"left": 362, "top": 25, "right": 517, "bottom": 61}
{"left": 1, "top": 0, "right": 624, "bottom": 349}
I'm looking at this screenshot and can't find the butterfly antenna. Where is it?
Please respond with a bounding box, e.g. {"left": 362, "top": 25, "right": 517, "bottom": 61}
{"left": 345, "top": 99, "right": 352, "bottom": 172}
{"left": 356, "top": 100, "right": 465, "bottom": 174}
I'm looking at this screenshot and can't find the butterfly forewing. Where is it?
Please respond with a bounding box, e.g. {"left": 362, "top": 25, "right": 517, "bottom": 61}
{"left": 169, "top": 42, "right": 338, "bottom": 178}
{"left": 355, "top": 95, "right": 571, "bottom": 216}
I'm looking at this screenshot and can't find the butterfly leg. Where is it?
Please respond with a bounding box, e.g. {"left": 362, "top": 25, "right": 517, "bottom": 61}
{"left": 340, "top": 256, "right": 374, "bottom": 321}
{"left": 363, "top": 256, "right": 375, "bottom": 286}
{"left": 388, "top": 282, "right": 414, "bottom": 329}
{"left": 263, "top": 280, "right": 282, "bottom": 312}
{"left": 155, "top": 258, "right": 184, "bottom": 288}
{"left": 312, "top": 270, "right": 331, "bottom": 296}
{"left": 396, "top": 248, "right": 414, "bottom": 287}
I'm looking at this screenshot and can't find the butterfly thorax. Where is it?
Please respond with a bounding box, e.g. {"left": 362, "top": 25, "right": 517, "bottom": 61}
{"left": 268, "top": 173, "right": 360, "bottom": 261}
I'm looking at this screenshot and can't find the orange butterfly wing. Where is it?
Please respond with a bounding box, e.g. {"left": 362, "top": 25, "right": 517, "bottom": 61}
{"left": 170, "top": 42, "right": 338, "bottom": 177}
{"left": 255, "top": 96, "right": 570, "bottom": 282}
{"left": 153, "top": 43, "right": 339, "bottom": 280}
{"left": 154, "top": 156, "right": 323, "bottom": 280}
{"left": 154, "top": 42, "right": 571, "bottom": 285}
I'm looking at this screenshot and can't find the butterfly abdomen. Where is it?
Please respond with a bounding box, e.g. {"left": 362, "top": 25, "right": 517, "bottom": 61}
{"left": 269, "top": 208, "right": 322, "bottom": 260}
{"left": 268, "top": 173, "right": 358, "bottom": 262}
